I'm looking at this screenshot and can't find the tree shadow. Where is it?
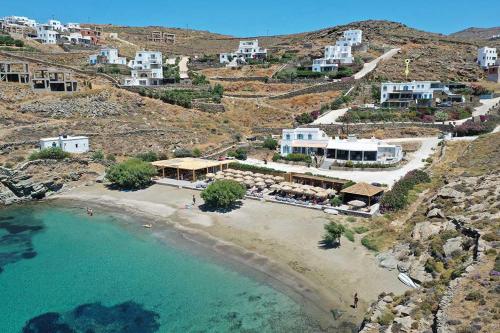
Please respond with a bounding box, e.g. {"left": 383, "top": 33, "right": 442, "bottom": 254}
{"left": 104, "top": 182, "right": 153, "bottom": 192}
{"left": 199, "top": 201, "right": 243, "bottom": 213}
{"left": 318, "top": 240, "right": 340, "bottom": 250}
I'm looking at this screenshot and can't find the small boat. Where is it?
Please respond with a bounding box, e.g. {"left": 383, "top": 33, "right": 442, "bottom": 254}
{"left": 142, "top": 224, "right": 153, "bottom": 229}
{"left": 398, "top": 273, "right": 419, "bottom": 289}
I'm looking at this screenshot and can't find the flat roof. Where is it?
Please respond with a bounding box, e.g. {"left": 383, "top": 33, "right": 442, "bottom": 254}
{"left": 40, "top": 136, "right": 88, "bottom": 141}
{"left": 327, "top": 138, "right": 397, "bottom": 151}
{"left": 291, "top": 140, "right": 328, "bottom": 148}
{"left": 290, "top": 172, "right": 348, "bottom": 184}
{"left": 152, "top": 158, "right": 229, "bottom": 171}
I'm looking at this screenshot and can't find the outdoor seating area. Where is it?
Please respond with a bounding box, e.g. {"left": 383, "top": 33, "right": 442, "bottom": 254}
{"left": 340, "top": 182, "right": 384, "bottom": 211}
{"left": 152, "top": 157, "right": 230, "bottom": 182}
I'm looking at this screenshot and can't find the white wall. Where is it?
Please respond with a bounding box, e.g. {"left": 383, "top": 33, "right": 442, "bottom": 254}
{"left": 477, "top": 47, "right": 497, "bottom": 68}
{"left": 40, "top": 137, "right": 89, "bottom": 153}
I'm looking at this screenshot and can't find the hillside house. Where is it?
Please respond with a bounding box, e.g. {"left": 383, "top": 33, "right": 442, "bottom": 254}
{"left": 2, "top": 16, "right": 37, "bottom": 28}
{"left": 380, "top": 81, "right": 465, "bottom": 108}
{"left": 123, "top": 51, "right": 163, "bottom": 86}
{"left": 487, "top": 60, "right": 500, "bottom": 83}
{"left": 280, "top": 128, "right": 403, "bottom": 165}
{"left": 89, "top": 48, "right": 127, "bottom": 65}
{"left": 79, "top": 28, "right": 100, "bottom": 45}
{"left": 147, "top": 31, "right": 176, "bottom": 44}
{"left": 0, "top": 61, "right": 30, "bottom": 83}
{"left": 32, "top": 68, "right": 78, "bottom": 92}
{"left": 220, "top": 40, "right": 267, "bottom": 64}
{"left": 35, "top": 24, "right": 59, "bottom": 44}
{"left": 338, "top": 29, "right": 363, "bottom": 46}
{"left": 48, "top": 19, "right": 65, "bottom": 31}
{"left": 477, "top": 47, "right": 497, "bottom": 68}
{"left": 40, "top": 135, "right": 89, "bottom": 153}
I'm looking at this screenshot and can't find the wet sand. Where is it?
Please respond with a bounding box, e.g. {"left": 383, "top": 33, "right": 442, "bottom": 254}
{"left": 54, "top": 183, "right": 408, "bottom": 329}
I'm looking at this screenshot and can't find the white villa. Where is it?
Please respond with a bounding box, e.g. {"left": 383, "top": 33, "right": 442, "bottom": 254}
{"left": 40, "top": 135, "right": 89, "bottom": 154}
{"left": 338, "top": 29, "right": 363, "bottom": 46}
{"left": 65, "top": 22, "right": 81, "bottom": 30}
{"left": 123, "top": 51, "right": 163, "bottom": 86}
{"left": 280, "top": 128, "right": 402, "bottom": 165}
{"left": 2, "top": 16, "right": 37, "bottom": 28}
{"left": 220, "top": 40, "right": 267, "bottom": 64}
{"left": 47, "top": 19, "right": 65, "bottom": 32}
{"left": 312, "top": 30, "right": 361, "bottom": 72}
{"left": 89, "top": 48, "right": 127, "bottom": 65}
{"left": 380, "top": 81, "right": 465, "bottom": 108}
{"left": 35, "top": 24, "right": 59, "bottom": 44}
{"left": 477, "top": 47, "right": 497, "bottom": 68}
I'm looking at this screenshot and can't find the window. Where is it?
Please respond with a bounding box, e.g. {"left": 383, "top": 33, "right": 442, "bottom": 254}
{"left": 297, "top": 134, "right": 304, "bottom": 140}
{"left": 308, "top": 134, "right": 312, "bottom": 140}
{"left": 75, "top": 144, "right": 79, "bottom": 148}
{"left": 383, "top": 86, "right": 387, "bottom": 91}
{"left": 336, "top": 150, "right": 349, "bottom": 160}
{"left": 285, "top": 134, "right": 290, "bottom": 140}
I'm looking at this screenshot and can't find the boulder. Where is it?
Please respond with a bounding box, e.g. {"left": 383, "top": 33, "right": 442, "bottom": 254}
{"left": 443, "top": 237, "right": 463, "bottom": 258}
{"left": 412, "top": 221, "right": 444, "bottom": 241}
{"left": 438, "top": 187, "right": 465, "bottom": 200}
{"left": 397, "top": 261, "right": 411, "bottom": 273}
{"left": 376, "top": 252, "right": 399, "bottom": 270}
{"left": 427, "top": 208, "right": 445, "bottom": 219}
{"left": 394, "top": 304, "right": 414, "bottom": 316}
{"left": 394, "top": 316, "right": 413, "bottom": 332}
{"left": 409, "top": 260, "right": 433, "bottom": 283}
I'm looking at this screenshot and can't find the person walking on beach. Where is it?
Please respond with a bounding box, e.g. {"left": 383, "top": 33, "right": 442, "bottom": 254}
{"left": 192, "top": 195, "right": 196, "bottom": 206}
{"left": 353, "top": 292, "right": 359, "bottom": 309}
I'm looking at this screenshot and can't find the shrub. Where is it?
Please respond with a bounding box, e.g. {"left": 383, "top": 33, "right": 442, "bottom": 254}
{"left": 435, "top": 111, "right": 449, "bottom": 122}
{"left": 191, "top": 73, "right": 209, "bottom": 85}
{"left": 106, "top": 154, "right": 116, "bottom": 162}
{"left": 353, "top": 226, "right": 369, "bottom": 234}
{"left": 380, "top": 170, "right": 430, "bottom": 212}
{"left": 330, "top": 196, "right": 342, "bottom": 207}
{"left": 228, "top": 162, "right": 285, "bottom": 175}
{"left": 282, "top": 153, "right": 311, "bottom": 163}
{"left": 105, "top": 158, "right": 157, "bottom": 190}
{"left": 465, "top": 291, "right": 484, "bottom": 302}
{"left": 91, "top": 150, "right": 105, "bottom": 161}
{"left": 263, "top": 137, "right": 278, "bottom": 150}
{"left": 361, "top": 234, "right": 379, "bottom": 251}
{"left": 344, "top": 228, "right": 355, "bottom": 242}
{"left": 228, "top": 148, "right": 247, "bottom": 161}
{"left": 174, "top": 148, "right": 194, "bottom": 158}
{"left": 272, "top": 153, "right": 281, "bottom": 162}
{"left": 323, "top": 222, "right": 346, "bottom": 246}
{"left": 135, "top": 151, "right": 159, "bottom": 162}
{"left": 341, "top": 180, "right": 356, "bottom": 189}
{"left": 200, "top": 180, "right": 246, "bottom": 209}
{"left": 377, "top": 310, "right": 395, "bottom": 326}
{"left": 192, "top": 148, "right": 201, "bottom": 157}
{"left": 29, "top": 147, "right": 71, "bottom": 161}
{"left": 295, "top": 112, "right": 314, "bottom": 125}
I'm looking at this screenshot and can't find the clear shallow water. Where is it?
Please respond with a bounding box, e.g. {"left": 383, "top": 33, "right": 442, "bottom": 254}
{"left": 0, "top": 203, "right": 322, "bottom": 333}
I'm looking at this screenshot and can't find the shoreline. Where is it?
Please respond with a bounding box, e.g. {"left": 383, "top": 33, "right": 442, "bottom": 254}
{"left": 50, "top": 183, "right": 408, "bottom": 330}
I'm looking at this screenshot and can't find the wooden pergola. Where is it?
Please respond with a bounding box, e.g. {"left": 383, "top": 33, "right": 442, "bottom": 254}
{"left": 340, "top": 182, "right": 384, "bottom": 206}
{"left": 152, "top": 158, "right": 230, "bottom": 182}
{"left": 287, "top": 172, "right": 349, "bottom": 192}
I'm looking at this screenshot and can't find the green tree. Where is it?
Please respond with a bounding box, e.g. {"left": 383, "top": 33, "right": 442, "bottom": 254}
{"left": 192, "top": 148, "right": 201, "bottom": 157}
{"left": 200, "top": 180, "right": 246, "bottom": 209}
{"left": 105, "top": 158, "right": 157, "bottom": 190}
{"left": 263, "top": 137, "right": 278, "bottom": 150}
{"left": 135, "top": 151, "right": 159, "bottom": 162}
{"left": 323, "top": 222, "right": 346, "bottom": 246}
{"left": 295, "top": 112, "right": 314, "bottom": 125}
{"left": 228, "top": 148, "right": 247, "bottom": 160}
{"left": 174, "top": 148, "right": 194, "bottom": 158}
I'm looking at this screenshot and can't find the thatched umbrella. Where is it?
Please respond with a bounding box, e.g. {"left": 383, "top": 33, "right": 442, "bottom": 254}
{"left": 255, "top": 181, "right": 266, "bottom": 188}
{"left": 281, "top": 185, "right": 292, "bottom": 192}
{"left": 243, "top": 171, "right": 253, "bottom": 176}
{"left": 262, "top": 174, "right": 275, "bottom": 180}
{"left": 304, "top": 189, "right": 315, "bottom": 196}
{"left": 315, "top": 191, "right": 328, "bottom": 199}
{"left": 264, "top": 178, "right": 275, "bottom": 185}
{"left": 273, "top": 175, "right": 285, "bottom": 182}
{"left": 234, "top": 177, "right": 245, "bottom": 183}
{"left": 206, "top": 173, "right": 216, "bottom": 180}
{"left": 270, "top": 184, "right": 281, "bottom": 191}
{"left": 244, "top": 179, "right": 255, "bottom": 188}
{"left": 254, "top": 177, "right": 264, "bottom": 183}
{"left": 216, "top": 171, "right": 224, "bottom": 175}
{"left": 214, "top": 174, "right": 224, "bottom": 180}
{"left": 243, "top": 175, "right": 253, "bottom": 180}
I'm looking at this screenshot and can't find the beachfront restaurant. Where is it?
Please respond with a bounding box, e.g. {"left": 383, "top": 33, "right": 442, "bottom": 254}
{"left": 152, "top": 158, "right": 230, "bottom": 182}
{"left": 340, "top": 182, "right": 384, "bottom": 207}
{"left": 287, "top": 172, "right": 348, "bottom": 192}
{"left": 325, "top": 136, "right": 403, "bottom": 165}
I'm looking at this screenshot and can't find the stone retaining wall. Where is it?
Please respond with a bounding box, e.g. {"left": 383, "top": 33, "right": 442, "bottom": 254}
{"left": 191, "top": 100, "right": 225, "bottom": 113}
{"left": 268, "top": 80, "right": 354, "bottom": 100}
{"left": 307, "top": 122, "right": 453, "bottom": 135}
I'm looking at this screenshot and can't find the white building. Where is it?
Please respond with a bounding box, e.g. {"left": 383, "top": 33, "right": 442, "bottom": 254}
{"left": 124, "top": 51, "right": 163, "bottom": 86}
{"left": 89, "top": 48, "right": 127, "bottom": 65}
{"left": 380, "top": 81, "right": 465, "bottom": 107}
{"left": 477, "top": 47, "right": 497, "bottom": 68}
{"left": 65, "top": 22, "right": 81, "bottom": 30}
{"left": 39, "top": 135, "right": 89, "bottom": 154}
{"left": 35, "top": 24, "right": 59, "bottom": 44}
{"left": 2, "top": 16, "right": 37, "bottom": 28}
{"left": 280, "top": 128, "right": 402, "bottom": 165}
{"left": 220, "top": 40, "right": 267, "bottom": 64}
{"left": 47, "top": 19, "right": 65, "bottom": 32}
{"left": 338, "top": 29, "right": 363, "bottom": 46}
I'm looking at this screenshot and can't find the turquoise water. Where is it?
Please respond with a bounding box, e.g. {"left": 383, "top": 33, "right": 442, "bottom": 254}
{"left": 0, "top": 203, "right": 323, "bottom": 332}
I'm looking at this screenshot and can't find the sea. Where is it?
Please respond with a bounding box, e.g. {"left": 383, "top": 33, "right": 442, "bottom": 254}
{"left": 0, "top": 202, "right": 326, "bottom": 332}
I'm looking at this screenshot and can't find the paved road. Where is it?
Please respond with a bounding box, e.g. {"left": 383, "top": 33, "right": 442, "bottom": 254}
{"left": 244, "top": 137, "right": 440, "bottom": 187}
{"left": 312, "top": 107, "right": 349, "bottom": 125}
{"left": 353, "top": 48, "right": 400, "bottom": 80}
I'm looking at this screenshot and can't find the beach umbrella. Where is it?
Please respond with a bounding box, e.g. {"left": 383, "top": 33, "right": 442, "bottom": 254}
{"left": 255, "top": 181, "right": 266, "bottom": 188}
{"left": 206, "top": 173, "right": 215, "bottom": 179}
{"left": 315, "top": 191, "right": 328, "bottom": 199}
{"left": 216, "top": 171, "right": 224, "bottom": 175}
{"left": 243, "top": 175, "right": 253, "bottom": 180}
{"left": 304, "top": 189, "right": 315, "bottom": 196}
{"left": 233, "top": 170, "right": 244, "bottom": 175}
{"left": 348, "top": 200, "right": 366, "bottom": 208}
{"left": 254, "top": 177, "right": 264, "bottom": 183}
{"left": 244, "top": 179, "right": 255, "bottom": 187}
{"left": 281, "top": 185, "right": 292, "bottom": 192}
{"left": 243, "top": 171, "right": 253, "bottom": 176}
{"left": 234, "top": 177, "right": 245, "bottom": 183}
{"left": 270, "top": 184, "right": 280, "bottom": 191}
{"left": 273, "top": 175, "right": 285, "bottom": 182}
{"left": 214, "top": 174, "right": 224, "bottom": 180}
{"left": 262, "top": 174, "right": 274, "bottom": 179}
{"left": 326, "top": 188, "right": 336, "bottom": 196}
{"left": 264, "top": 178, "right": 275, "bottom": 185}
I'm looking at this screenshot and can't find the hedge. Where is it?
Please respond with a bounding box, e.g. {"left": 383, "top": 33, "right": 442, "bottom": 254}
{"left": 228, "top": 162, "right": 285, "bottom": 175}
{"left": 380, "top": 170, "right": 430, "bottom": 212}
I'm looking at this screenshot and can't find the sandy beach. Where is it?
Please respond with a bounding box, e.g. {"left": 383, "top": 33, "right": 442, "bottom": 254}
{"left": 54, "top": 183, "right": 408, "bottom": 329}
